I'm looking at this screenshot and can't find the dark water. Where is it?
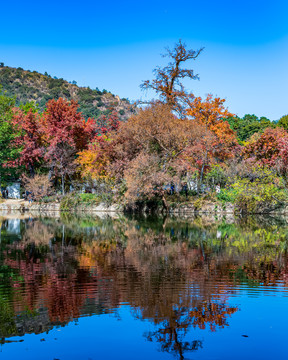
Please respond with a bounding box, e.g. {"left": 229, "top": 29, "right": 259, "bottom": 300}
{"left": 0, "top": 213, "right": 288, "bottom": 359}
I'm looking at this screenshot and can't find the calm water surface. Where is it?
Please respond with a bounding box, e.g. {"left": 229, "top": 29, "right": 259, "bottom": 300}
{"left": 0, "top": 213, "right": 288, "bottom": 359}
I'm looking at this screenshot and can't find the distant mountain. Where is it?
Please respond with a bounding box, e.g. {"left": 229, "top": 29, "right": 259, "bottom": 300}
{"left": 0, "top": 64, "right": 134, "bottom": 120}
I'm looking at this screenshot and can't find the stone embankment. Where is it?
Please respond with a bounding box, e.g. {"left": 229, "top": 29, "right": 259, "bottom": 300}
{"left": 0, "top": 199, "right": 234, "bottom": 215}
{"left": 167, "top": 202, "right": 235, "bottom": 215}
{"left": 1, "top": 199, "right": 286, "bottom": 216}
{"left": 0, "top": 199, "right": 122, "bottom": 213}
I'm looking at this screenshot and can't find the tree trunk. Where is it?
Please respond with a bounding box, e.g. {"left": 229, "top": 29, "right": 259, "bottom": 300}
{"left": 198, "top": 163, "right": 205, "bottom": 195}
{"left": 198, "top": 150, "right": 208, "bottom": 194}
{"left": 161, "top": 191, "right": 169, "bottom": 213}
{"left": 48, "top": 167, "right": 54, "bottom": 181}
{"left": 28, "top": 162, "right": 35, "bottom": 178}
{"left": 62, "top": 174, "right": 65, "bottom": 195}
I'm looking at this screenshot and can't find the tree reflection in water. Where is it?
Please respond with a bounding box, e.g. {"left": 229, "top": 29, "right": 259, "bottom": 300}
{"left": 144, "top": 301, "right": 237, "bottom": 360}
{"left": 1, "top": 214, "right": 288, "bottom": 358}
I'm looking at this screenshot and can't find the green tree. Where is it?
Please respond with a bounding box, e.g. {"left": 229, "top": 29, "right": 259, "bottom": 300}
{"left": 277, "top": 114, "right": 288, "bottom": 130}
{"left": 227, "top": 114, "right": 274, "bottom": 142}
{"left": 0, "top": 89, "right": 21, "bottom": 185}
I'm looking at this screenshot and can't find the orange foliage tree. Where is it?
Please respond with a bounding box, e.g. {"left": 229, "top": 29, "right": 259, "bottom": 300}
{"left": 76, "top": 112, "right": 120, "bottom": 182}
{"left": 77, "top": 134, "right": 114, "bottom": 181}
{"left": 186, "top": 94, "right": 238, "bottom": 188}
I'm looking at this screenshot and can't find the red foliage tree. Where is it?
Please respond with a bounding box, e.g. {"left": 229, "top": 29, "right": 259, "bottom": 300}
{"left": 243, "top": 127, "right": 288, "bottom": 178}
{"left": 11, "top": 108, "right": 45, "bottom": 176}
{"left": 96, "top": 111, "right": 120, "bottom": 135}
{"left": 43, "top": 98, "right": 94, "bottom": 193}
{"left": 43, "top": 98, "right": 93, "bottom": 151}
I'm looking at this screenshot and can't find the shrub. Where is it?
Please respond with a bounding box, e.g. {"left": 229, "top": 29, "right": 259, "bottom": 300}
{"left": 40, "top": 195, "right": 60, "bottom": 203}
{"left": 205, "top": 165, "right": 228, "bottom": 189}
{"left": 231, "top": 179, "right": 287, "bottom": 213}
{"left": 60, "top": 193, "right": 80, "bottom": 210}
{"left": 60, "top": 191, "right": 113, "bottom": 210}
{"left": 217, "top": 188, "right": 238, "bottom": 203}
{"left": 22, "top": 174, "right": 53, "bottom": 201}
{"left": 228, "top": 167, "right": 288, "bottom": 213}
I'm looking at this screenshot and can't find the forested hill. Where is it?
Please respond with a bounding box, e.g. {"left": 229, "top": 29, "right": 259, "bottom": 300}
{"left": 0, "top": 64, "right": 134, "bottom": 120}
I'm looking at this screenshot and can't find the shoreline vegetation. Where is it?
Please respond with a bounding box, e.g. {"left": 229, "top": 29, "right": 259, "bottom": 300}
{"left": 1, "top": 41, "right": 288, "bottom": 214}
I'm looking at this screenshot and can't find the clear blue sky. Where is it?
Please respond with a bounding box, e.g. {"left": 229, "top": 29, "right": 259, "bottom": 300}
{"left": 1, "top": 0, "right": 288, "bottom": 119}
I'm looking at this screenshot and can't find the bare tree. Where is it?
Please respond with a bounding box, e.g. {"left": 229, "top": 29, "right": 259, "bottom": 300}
{"left": 22, "top": 174, "right": 53, "bottom": 201}
{"left": 140, "top": 39, "right": 204, "bottom": 116}
{"left": 47, "top": 144, "right": 77, "bottom": 195}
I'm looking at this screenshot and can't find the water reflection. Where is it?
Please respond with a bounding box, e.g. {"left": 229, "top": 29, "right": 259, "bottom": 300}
{"left": 0, "top": 214, "right": 288, "bottom": 358}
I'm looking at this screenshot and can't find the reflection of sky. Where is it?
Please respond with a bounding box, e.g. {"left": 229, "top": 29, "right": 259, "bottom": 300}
{"left": 1, "top": 0, "right": 288, "bottom": 119}
{"left": 5, "top": 219, "right": 21, "bottom": 235}
{"left": 1, "top": 293, "right": 288, "bottom": 360}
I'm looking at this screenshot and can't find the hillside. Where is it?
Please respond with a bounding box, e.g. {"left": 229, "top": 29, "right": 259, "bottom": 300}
{"left": 0, "top": 64, "right": 134, "bottom": 120}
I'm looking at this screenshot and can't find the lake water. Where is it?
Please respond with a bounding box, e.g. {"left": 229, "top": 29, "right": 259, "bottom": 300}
{"left": 0, "top": 213, "right": 288, "bottom": 360}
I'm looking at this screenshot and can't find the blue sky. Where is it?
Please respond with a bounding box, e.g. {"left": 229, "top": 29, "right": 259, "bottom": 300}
{"left": 1, "top": 0, "right": 288, "bottom": 119}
